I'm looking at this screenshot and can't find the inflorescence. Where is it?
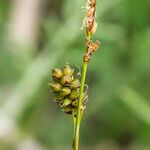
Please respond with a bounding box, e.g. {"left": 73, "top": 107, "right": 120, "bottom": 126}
{"left": 83, "top": 0, "right": 100, "bottom": 63}
{"left": 49, "top": 64, "right": 88, "bottom": 115}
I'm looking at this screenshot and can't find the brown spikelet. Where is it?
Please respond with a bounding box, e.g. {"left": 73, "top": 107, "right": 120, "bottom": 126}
{"left": 83, "top": 0, "right": 101, "bottom": 63}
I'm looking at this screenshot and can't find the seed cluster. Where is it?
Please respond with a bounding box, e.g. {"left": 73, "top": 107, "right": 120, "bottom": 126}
{"left": 49, "top": 64, "right": 88, "bottom": 115}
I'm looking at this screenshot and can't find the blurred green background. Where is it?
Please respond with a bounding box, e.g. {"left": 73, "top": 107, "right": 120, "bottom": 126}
{"left": 0, "top": 0, "right": 150, "bottom": 150}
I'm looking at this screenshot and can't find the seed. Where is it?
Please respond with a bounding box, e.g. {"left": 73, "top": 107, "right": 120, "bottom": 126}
{"left": 72, "top": 100, "right": 78, "bottom": 107}
{"left": 49, "top": 82, "right": 62, "bottom": 92}
{"left": 60, "top": 87, "right": 71, "bottom": 96}
{"left": 60, "top": 98, "right": 72, "bottom": 107}
{"left": 69, "top": 90, "right": 79, "bottom": 100}
{"left": 52, "top": 68, "right": 63, "bottom": 79}
{"left": 70, "top": 78, "right": 80, "bottom": 89}
{"left": 63, "top": 64, "right": 74, "bottom": 76}
{"left": 60, "top": 75, "right": 72, "bottom": 85}
{"left": 62, "top": 106, "right": 73, "bottom": 114}
{"left": 55, "top": 93, "right": 65, "bottom": 101}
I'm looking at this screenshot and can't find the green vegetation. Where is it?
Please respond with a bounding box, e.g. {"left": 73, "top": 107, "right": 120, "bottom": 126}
{"left": 0, "top": 0, "right": 150, "bottom": 149}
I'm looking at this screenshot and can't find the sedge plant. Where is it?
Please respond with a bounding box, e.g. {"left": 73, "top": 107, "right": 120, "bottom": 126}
{"left": 49, "top": 0, "right": 100, "bottom": 149}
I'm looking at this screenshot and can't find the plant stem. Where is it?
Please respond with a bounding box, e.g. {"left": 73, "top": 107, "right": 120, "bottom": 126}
{"left": 73, "top": 62, "right": 88, "bottom": 150}
{"left": 73, "top": 0, "right": 94, "bottom": 148}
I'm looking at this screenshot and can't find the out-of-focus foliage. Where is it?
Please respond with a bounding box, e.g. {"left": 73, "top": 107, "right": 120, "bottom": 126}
{"left": 0, "top": 0, "right": 150, "bottom": 149}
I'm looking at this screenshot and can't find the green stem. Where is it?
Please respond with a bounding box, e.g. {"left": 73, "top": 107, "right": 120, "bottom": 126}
{"left": 73, "top": 62, "right": 88, "bottom": 150}
{"left": 73, "top": 6, "right": 91, "bottom": 149}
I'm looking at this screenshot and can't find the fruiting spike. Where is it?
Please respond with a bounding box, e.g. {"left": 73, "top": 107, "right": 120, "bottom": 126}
{"left": 49, "top": 64, "right": 88, "bottom": 115}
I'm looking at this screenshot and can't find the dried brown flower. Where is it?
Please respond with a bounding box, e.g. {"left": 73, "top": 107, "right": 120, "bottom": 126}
{"left": 83, "top": 40, "right": 100, "bottom": 63}
{"left": 85, "top": 0, "right": 97, "bottom": 34}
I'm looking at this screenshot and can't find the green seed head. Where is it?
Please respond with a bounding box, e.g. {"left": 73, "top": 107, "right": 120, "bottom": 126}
{"left": 49, "top": 82, "right": 62, "bottom": 92}
{"left": 52, "top": 68, "right": 63, "bottom": 79}
{"left": 60, "top": 98, "right": 72, "bottom": 107}
{"left": 49, "top": 65, "right": 86, "bottom": 115}
{"left": 60, "top": 75, "right": 72, "bottom": 85}
{"left": 60, "top": 87, "right": 71, "bottom": 96}
{"left": 69, "top": 90, "right": 79, "bottom": 100}
{"left": 63, "top": 64, "right": 74, "bottom": 76}
{"left": 70, "top": 78, "right": 80, "bottom": 89}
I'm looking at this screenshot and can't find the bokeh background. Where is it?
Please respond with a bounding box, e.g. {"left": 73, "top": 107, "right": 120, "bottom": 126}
{"left": 0, "top": 0, "right": 150, "bottom": 150}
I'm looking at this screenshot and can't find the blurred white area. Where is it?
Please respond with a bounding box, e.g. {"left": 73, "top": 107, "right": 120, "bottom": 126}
{"left": 7, "top": 0, "right": 42, "bottom": 48}
{"left": 0, "top": 114, "right": 16, "bottom": 140}
{"left": 93, "top": 141, "right": 120, "bottom": 150}
{"left": 16, "top": 137, "right": 47, "bottom": 150}
{"left": 0, "top": 115, "right": 47, "bottom": 150}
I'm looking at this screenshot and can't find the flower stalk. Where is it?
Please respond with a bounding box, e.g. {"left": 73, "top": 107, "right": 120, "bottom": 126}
{"left": 73, "top": 62, "right": 88, "bottom": 150}
{"left": 73, "top": 0, "right": 100, "bottom": 149}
